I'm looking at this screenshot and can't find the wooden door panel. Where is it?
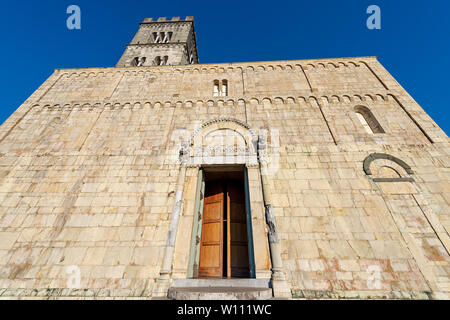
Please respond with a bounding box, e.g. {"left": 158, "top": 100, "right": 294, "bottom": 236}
{"left": 198, "top": 183, "right": 224, "bottom": 278}
{"left": 199, "top": 246, "right": 221, "bottom": 268}
{"left": 201, "top": 223, "right": 221, "bottom": 243}
{"left": 203, "top": 200, "right": 222, "bottom": 221}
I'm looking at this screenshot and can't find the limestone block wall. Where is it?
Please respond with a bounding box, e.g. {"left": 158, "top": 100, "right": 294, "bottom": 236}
{"left": 0, "top": 57, "right": 448, "bottom": 299}
{"left": 270, "top": 147, "right": 449, "bottom": 298}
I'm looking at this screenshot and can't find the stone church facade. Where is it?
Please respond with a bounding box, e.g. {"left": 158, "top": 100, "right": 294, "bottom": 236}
{"left": 0, "top": 17, "right": 449, "bottom": 299}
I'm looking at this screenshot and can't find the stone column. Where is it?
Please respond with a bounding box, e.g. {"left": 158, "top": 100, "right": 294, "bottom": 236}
{"left": 154, "top": 147, "right": 188, "bottom": 297}
{"left": 258, "top": 135, "right": 291, "bottom": 298}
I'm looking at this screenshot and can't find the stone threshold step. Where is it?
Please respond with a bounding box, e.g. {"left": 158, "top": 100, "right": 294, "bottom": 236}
{"left": 168, "top": 287, "right": 273, "bottom": 300}
{"left": 172, "top": 278, "right": 271, "bottom": 288}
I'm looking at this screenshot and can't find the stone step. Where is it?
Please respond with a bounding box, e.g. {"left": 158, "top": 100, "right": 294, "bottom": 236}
{"left": 168, "top": 287, "right": 273, "bottom": 300}
{"left": 172, "top": 278, "right": 271, "bottom": 289}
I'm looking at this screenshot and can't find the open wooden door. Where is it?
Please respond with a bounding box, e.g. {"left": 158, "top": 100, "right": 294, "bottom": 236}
{"left": 198, "top": 183, "right": 224, "bottom": 278}
{"left": 198, "top": 177, "right": 251, "bottom": 279}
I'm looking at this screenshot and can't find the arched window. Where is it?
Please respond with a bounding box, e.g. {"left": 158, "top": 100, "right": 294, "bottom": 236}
{"left": 154, "top": 56, "right": 161, "bottom": 66}
{"left": 131, "top": 57, "right": 146, "bottom": 67}
{"left": 152, "top": 32, "right": 159, "bottom": 43}
{"left": 213, "top": 80, "right": 220, "bottom": 97}
{"left": 354, "top": 106, "right": 385, "bottom": 134}
{"left": 221, "top": 80, "right": 228, "bottom": 97}
{"left": 212, "top": 80, "right": 228, "bottom": 97}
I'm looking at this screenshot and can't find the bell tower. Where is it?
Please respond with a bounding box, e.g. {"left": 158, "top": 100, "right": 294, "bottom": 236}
{"left": 116, "top": 16, "right": 199, "bottom": 67}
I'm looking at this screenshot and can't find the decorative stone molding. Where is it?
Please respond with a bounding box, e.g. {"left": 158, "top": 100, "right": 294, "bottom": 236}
{"left": 363, "top": 153, "right": 414, "bottom": 176}
{"left": 34, "top": 92, "right": 395, "bottom": 112}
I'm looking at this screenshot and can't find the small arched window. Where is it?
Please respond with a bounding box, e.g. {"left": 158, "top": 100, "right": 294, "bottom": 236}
{"left": 213, "top": 80, "right": 220, "bottom": 97}
{"left": 354, "top": 106, "right": 385, "bottom": 134}
{"left": 152, "top": 32, "right": 159, "bottom": 43}
{"left": 212, "top": 80, "right": 228, "bottom": 97}
{"left": 221, "top": 80, "right": 228, "bottom": 96}
{"left": 132, "top": 57, "right": 146, "bottom": 67}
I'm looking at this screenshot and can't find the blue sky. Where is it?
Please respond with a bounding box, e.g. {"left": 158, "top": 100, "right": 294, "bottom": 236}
{"left": 0, "top": 0, "right": 449, "bottom": 134}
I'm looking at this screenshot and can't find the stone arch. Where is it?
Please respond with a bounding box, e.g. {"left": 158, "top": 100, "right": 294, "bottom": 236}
{"left": 331, "top": 95, "right": 341, "bottom": 103}
{"left": 328, "top": 62, "right": 337, "bottom": 68}
{"left": 189, "top": 117, "right": 257, "bottom": 148}
{"left": 320, "top": 96, "right": 329, "bottom": 105}
{"left": 249, "top": 98, "right": 259, "bottom": 106}
{"left": 363, "top": 153, "right": 414, "bottom": 176}
{"left": 274, "top": 97, "right": 284, "bottom": 105}
{"left": 262, "top": 98, "right": 272, "bottom": 107}
{"left": 187, "top": 118, "right": 259, "bottom": 166}
{"left": 308, "top": 96, "right": 319, "bottom": 106}
{"left": 353, "top": 95, "right": 363, "bottom": 102}
{"left": 286, "top": 97, "right": 296, "bottom": 104}
{"left": 298, "top": 96, "right": 307, "bottom": 105}
{"left": 143, "top": 102, "right": 152, "bottom": 109}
